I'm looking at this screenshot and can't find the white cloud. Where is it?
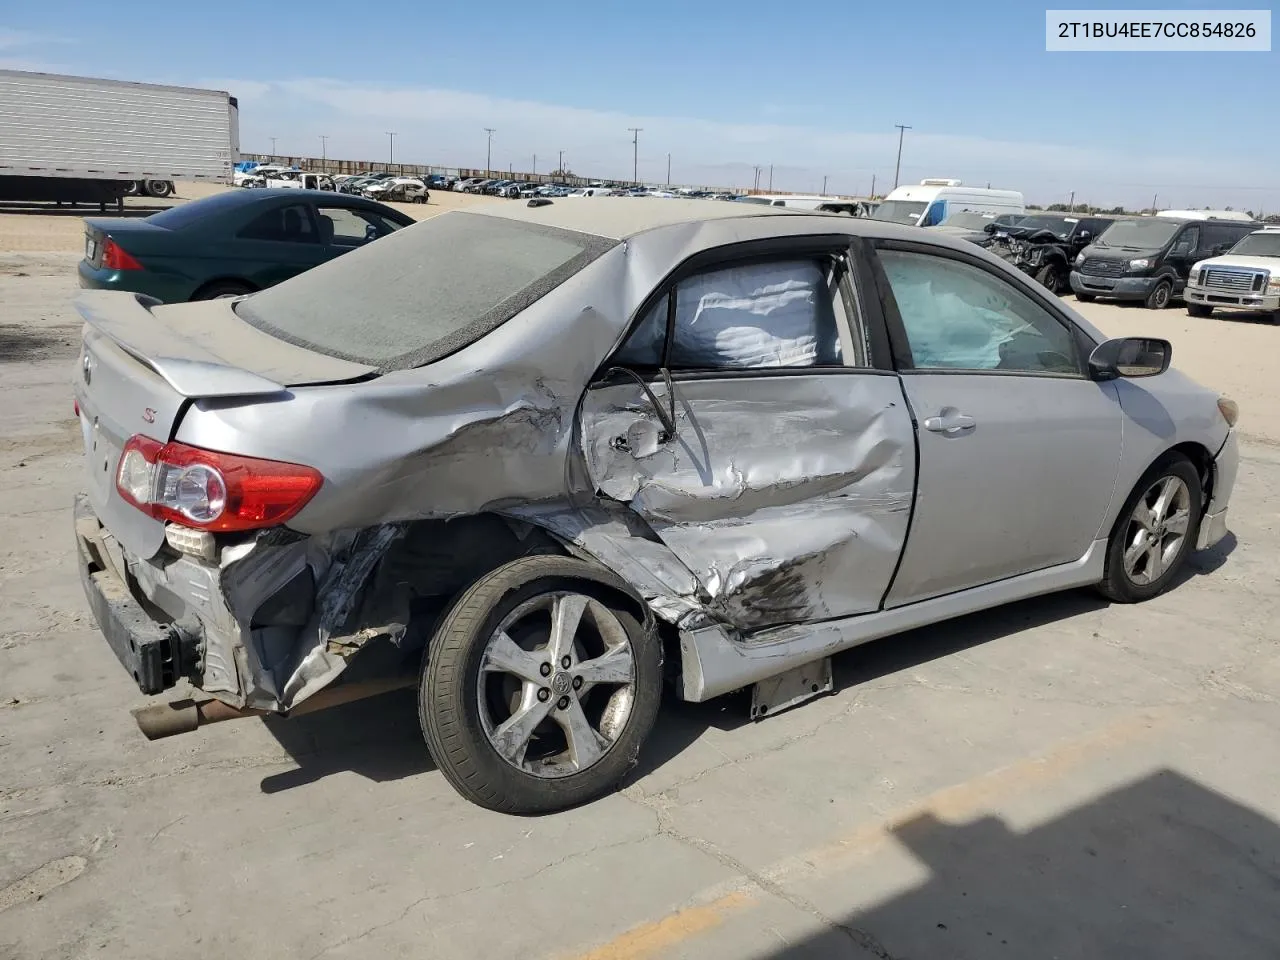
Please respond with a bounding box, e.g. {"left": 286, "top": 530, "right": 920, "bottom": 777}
{"left": 0, "top": 28, "right": 73, "bottom": 50}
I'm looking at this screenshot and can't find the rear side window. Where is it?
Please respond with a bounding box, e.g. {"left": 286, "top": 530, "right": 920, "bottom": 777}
{"left": 613, "top": 256, "right": 857, "bottom": 370}
{"left": 236, "top": 212, "right": 614, "bottom": 369}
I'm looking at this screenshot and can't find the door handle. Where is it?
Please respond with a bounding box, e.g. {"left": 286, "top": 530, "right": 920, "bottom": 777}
{"left": 922, "top": 411, "right": 976, "bottom": 434}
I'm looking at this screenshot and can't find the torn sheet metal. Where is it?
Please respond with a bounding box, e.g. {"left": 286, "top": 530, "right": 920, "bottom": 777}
{"left": 579, "top": 373, "right": 916, "bottom": 630}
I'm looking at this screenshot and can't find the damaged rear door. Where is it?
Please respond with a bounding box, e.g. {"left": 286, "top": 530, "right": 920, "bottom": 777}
{"left": 578, "top": 238, "right": 916, "bottom": 631}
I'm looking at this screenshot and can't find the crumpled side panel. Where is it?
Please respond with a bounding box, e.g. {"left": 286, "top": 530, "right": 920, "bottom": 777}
{"left": 579, "top": 373, "right": 915, "bottom": 630}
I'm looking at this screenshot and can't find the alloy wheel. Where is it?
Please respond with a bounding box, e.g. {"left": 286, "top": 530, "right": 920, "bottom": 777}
{"left": 476, "top": 592, "right": 636, "bottom": 778}
{"left": 1122, "top": 475, "right": 1192, "bottom": 585}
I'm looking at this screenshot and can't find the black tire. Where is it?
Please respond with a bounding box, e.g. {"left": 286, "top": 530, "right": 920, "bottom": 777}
{"left": 1035, "top": 263, "right": 1063, "bottom": 294}
{"left": 1145, "top": 279, "right": 1173, "bottom": 310}
{"left": 144, "top": 180, "right": 173, "bottom": 198}
{"left": 1097, "top": 454, "right": 1202, "bottom": 604}
{"left": 124, "top": 181, "right": 140, "bottom": 196}
{"left": 193, "top": 280, "right": 254, "bottom": 301}
{"left": 1187, "top": 303, "right": 1213, "bottom": 319}
{"left": 1075, "top": 291, "right": 1096, "bottom": 303}
{"left": 420, "top": 555, "right": 662, "bottom": 814}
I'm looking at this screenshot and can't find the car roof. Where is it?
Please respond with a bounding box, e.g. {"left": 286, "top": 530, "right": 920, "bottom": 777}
{"left": 467, "top": 196, "right": 808, "bottom": 239}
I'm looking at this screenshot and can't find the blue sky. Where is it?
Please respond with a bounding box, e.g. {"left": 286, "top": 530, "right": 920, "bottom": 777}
{"left": 2, "top": 1, "right": 1275, "bottom": 209}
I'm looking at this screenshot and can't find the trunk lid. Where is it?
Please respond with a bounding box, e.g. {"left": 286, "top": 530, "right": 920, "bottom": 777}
{"left": 83, "top": 218, "right": 170, "bottom": 267}
{"left": 74, "top": 290, "right": 375, "bottom": 558}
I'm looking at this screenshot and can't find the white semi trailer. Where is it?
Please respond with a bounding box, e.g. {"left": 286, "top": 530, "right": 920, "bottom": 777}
{"left": 0, "top": 70, "right": 238, "bottom": 210}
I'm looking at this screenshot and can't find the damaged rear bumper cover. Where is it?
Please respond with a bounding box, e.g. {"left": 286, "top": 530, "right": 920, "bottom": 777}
{"left": 74, "top": 493, "right": 409, "bottom": 711}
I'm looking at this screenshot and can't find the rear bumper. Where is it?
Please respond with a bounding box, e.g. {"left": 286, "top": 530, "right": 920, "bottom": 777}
{"left": 1070, "top": 271, "right": 1162, "bottom": 300}
{"left": 77, "top": 260, "right": 189, "bottom": 304}
{"left": 1185, "top": 283, "right": 1280, "bottom": 312}
{"left": 74, "top": 493, "right": 196, "bottom": 695}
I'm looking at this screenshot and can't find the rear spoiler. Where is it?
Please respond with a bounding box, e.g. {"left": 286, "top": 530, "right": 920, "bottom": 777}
{"left": 75, "top": 291, "right": 286, "bottom": 399}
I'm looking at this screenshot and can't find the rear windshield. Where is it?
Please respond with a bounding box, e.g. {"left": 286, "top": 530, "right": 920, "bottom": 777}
{"left": 235, "top": 212, "right": 614, "bottom": 369}
{"left": 146, "top": 191, "right": 254, "bottom": 230}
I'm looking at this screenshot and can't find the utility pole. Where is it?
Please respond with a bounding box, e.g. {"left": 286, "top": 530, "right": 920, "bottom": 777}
{"left": 768, "top": 164, "right": 773, "bottom": 191}
{"left": 558, "top": 150, "right": 564, "bottom": 175}
{"left": 628, "top": 127, "right": 642, "bottom": 183}
{"left": 1068, "top": 190, "right": 1075, "bottom": 213}
{"left": 270, "top": 137, "right": 278, "bottom": 156}
{"left": 822, "top": 175, "right": 828, "bottom": 195}
{"left": 752, "top": 165, "right": 762, "bottom": 191}
{"left": 532, "top": 154, "right": 536, "bottom": 176}
{"left": 1151, "top": 192, "right": 1159, "bottom": 214}
{"left": 893, "top": 123, "right": 911, "bottom": 189}
{"left": 319, "top": 135, "right": 328, "bottom": 164}
{"left": 667, "top": 153, "right": 671, "bottom": 186}
{"left": 485, "top": 128, "right": 496, "bottom": 175}
{"left": 870, "top": 174, "right": 876, "bottom": 199}
{"left": 386, "top": 132, "right": 397, "bottom": 165}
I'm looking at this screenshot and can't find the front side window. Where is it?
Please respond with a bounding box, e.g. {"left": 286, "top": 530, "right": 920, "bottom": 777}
{"left": 879, "top": 249, "right": 1079, "bottom": 375}
{"left": 316, "top": 206, "right": 403, "bottom": 246}
{"left": 1170, "top": 227, "right": 1200, "bottom": 256}
{"left": 613, "top": 257, "right": 856, "bottom": 371}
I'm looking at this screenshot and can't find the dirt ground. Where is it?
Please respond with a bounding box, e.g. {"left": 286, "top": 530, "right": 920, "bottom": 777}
{"left": 1, "top": 188, "right": 1277, "bottom": 960}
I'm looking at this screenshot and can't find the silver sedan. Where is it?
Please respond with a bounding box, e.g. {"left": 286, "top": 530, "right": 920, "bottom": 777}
{"left": 72, "top": 199, "right": 1239, "bottom": 813}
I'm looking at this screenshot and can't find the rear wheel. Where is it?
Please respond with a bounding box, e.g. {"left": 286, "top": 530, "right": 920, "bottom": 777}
{"left": 1145, "top": 279, "right": 1173, "bottom": 310}
{"left": 1187, "top": 303, "right": 1213, "bottom": 318}
{"left": 420, "top": 556, "right": 662, "bottom": 814}
{"left": 194, "top": 280, "right": 254, "bottom": 301}
{"left": 144, "top": 180, "right": 173, "bottom": 198}
{"left": 1097, "top": 455, "right": 1202, "bottom": 603}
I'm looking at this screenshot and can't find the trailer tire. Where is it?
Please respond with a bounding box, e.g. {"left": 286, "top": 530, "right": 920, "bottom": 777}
{"left": 144, "top": 180, "right": 174, "bottom": 199}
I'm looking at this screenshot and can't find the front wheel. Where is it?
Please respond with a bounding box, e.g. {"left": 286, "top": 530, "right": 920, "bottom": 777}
{"left": 1145, "top": 279, "right": 1173, "bottom": 310}
{"left": 420, "top": 556, "right": 662, "bottom": 814}
{"left": 1097, "top": 455, "right": 1202, "bottom": 603}
{"left": 1035, "top": 263, "right": 1063, "bottom": 294}
{"left": 1187, "top": 303, "right": 1213, "bottom": 318}
{"left": 1075, "top": 291, "right": 1096, "bottom": 303}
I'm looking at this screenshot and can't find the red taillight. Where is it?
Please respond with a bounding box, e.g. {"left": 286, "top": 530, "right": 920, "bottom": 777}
{"left": 116, "top": 436, "right": 323, "bottom": 533}
{"left": 102, "top": 238, "right": 143, "bottom": 271}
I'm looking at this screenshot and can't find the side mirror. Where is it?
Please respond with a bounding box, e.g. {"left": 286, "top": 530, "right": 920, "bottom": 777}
{"left": 1078, "top": 231, "right": 1091, "bottom": 241}
{"left": 1088, "top": 337, "right": 1171, "bottom": 381}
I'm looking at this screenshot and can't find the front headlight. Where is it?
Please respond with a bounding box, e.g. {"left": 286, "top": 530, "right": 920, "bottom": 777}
{"left": 1189, "top": 268, "right": 1201, "bottom": 284}
{"left": 1218, "top": 396, "right": 1240, "bottom": 428}
{"left": 1075, "top": 252, "right": 1085, "bottom": 265}
{"left": 1129, "top": 258, "right": 1152, "bottom": 270}
{"left": 1267, "top": 276, "right": 1280, "bottom": 292}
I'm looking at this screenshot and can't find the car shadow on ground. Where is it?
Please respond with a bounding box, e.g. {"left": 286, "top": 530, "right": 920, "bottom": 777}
{"left": 255, "top": 536, "right": 1238, "bottom": 796}
{"left": 746, "top": 769, "right": 1280, "bottom": 959}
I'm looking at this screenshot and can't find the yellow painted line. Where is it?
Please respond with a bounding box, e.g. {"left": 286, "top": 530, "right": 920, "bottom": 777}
{"left": 565, "top": 709, "right": 1168, "bottom": 960}
{"left": 566, "top": 891, "right": 756, "bottom": 960}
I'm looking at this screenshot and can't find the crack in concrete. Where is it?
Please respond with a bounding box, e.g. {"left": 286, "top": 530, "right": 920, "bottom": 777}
{"left": 304, "top": 832, "right": 657, "bottom": 958}
{"left": 624, "top": 792, "right": 899, "bottom": 959}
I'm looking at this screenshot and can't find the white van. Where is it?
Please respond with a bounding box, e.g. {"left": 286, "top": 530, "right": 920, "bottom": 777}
{"left": 565, "top": 187, "right": 614, "bottom": 197}
{"left": 869, "top": 179, "right": 1024, "bottom": 227}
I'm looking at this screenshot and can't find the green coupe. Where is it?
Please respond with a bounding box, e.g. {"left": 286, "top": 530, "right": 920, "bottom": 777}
{"left": 78, "top": 189, "right": 417, "bottom": 302}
